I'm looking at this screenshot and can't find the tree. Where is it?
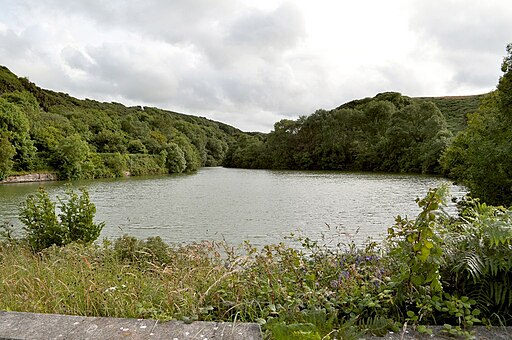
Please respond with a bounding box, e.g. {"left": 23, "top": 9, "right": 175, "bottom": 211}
{"left": 20, "top": 188, "right": 64, "bottom": 251}
{"left": 0, "top": 97, "right": 36, "bottom": 171}
{"left": 0, "top": 133, "right": 15, "bottom": 180}
{"left": 54, "top": 134, "right": 93, "bottom": 180}
{"left": 384, "top": 101, "right": 451, "bottom": 173}
{"left": 20, "top": 187, "right": 103, "bottom": 252}
{"left": 441, "top": 44, "right": 512, "bottom": 205}
{"left": 164, "top": 142, "right": 186, "bottom": 173}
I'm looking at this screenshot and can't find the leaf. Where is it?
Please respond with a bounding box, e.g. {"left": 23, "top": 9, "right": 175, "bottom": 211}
{"left": 411, "top": 275, "right": 425, "bottom": 285}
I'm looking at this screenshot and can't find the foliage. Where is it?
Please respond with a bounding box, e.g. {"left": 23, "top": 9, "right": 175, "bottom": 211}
{"left": 19, "top": 188, "right": 64, "bottom": 251}
{"left": 58, "top": 187, "right": 104, "bottom": 244}
{"left": 2, "top": 186, "right": 512, "bottom": 339}
{"left": 415, "top": 95, "right": 484, "bottom": 133}
{"left": 442, "top": 196, "right": 512, "bottom": 323}
{"left": 0, "top": 65, "right": 245, "bottom": 179}
{"left": 385, "top": 186, "right": 449, "bottom": 324}
{"left": 0, "top": 133, "right": 16, "bottom": 180}
{"left": 163, "top": 142, "right": 187, "bottom": 173}
{"left": 441, "top": 43, "right": 512, "bottom": 206}
{"left": 226, "top": 92, "right": 454, "bottom": 174}
{"left": 125, "top": 154, "right": 166, "bottom": 176}
{"left": 53, "top": 134, "right": 94, "bottom": 180}
{"left": 0, "top": 95, "right": 36, "bottom": 172}
{"left": 19, "top": 187, "right": 103, "bottom": 252}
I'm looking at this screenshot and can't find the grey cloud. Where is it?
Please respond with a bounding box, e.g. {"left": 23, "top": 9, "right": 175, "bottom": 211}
{"left": 409, "top": 0, "right": 512, "bottom": 89}
{"left": 411, "top": 1, "right": 511, "bottom": 52}
{"left": 61, "top": 47, "right": 93, "bottom": 71}
{"left": 227, "top": 2, "right": 306, "bottom": 52}
{"left": 46, "top": 0, "right": 236, "bottom": 45}
{"left": 0, "top": 29, "right": 31, "bottom": 59}
{"left": 82, "top": 44, "right": 180, "bottom": 103}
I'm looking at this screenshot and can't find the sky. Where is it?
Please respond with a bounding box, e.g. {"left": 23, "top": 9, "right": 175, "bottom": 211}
{"left": 0, "top": 1, "right": 511, "bottom": 132}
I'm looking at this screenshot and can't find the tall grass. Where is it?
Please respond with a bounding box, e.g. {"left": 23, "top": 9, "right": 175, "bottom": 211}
{"left": 1, "top": 188, "right": 511, "bottom": 339}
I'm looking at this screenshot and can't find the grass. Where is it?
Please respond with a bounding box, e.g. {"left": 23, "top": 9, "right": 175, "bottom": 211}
{"left": 1, "top": 188, "right": 511, "bottom": 339}
{"left": 0, "top": 233, "right": 379, "bottom": 339}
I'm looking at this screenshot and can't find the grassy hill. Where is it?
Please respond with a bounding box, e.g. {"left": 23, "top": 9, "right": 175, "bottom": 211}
{"left": 415, "top": 95, "right": 485, "bottom": 133}
{"left": 338, "top": 91, "right": 485, "bottom": 134}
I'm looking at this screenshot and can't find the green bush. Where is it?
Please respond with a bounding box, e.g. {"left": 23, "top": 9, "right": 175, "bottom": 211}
{"left": 19, "top": 188, "right": 65, "bottom": 251}
{"left": 19, "top": 187, "right": 104, "bottom": 252}
{"left": 126, "top": 154, "right": 166, "bottom": 176}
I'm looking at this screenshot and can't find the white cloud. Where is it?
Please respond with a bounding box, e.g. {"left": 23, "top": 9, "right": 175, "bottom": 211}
{"left": 0, "top": 0, "right": 510, "bottom": 132}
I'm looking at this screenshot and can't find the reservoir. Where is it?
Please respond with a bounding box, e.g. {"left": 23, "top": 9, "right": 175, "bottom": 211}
{"left": 0, "top": 167, "right": 465, "bottom": 246}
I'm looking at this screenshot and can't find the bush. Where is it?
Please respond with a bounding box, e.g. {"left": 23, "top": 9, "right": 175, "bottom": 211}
{"left": 19, "top": 187, "right": 104, "bottom": 252}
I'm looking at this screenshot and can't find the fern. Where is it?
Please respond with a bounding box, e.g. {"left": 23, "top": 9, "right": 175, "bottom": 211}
{"left": 358, "top": 316, "right": 397, "bottom": 337}
{"left": 442, "top": 197, "right": 512, "bottom": 322}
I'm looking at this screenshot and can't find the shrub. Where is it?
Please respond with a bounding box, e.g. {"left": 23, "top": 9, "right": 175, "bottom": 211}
{"left": 442, "top": 196, "right": 512, "bottom": 323}
{"left": 19, "top": 187, "right": 104, "bottom": 252}
{"left": 59, "top": 187, "right": 104, "bottom": 244}
{"left": 19, "top": 188, "right": 65, "bottom": 251}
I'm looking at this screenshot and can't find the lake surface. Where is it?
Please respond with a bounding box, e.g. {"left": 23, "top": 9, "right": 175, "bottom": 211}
{"left": 0, "top": 167, "right": 465, "bottom": 246}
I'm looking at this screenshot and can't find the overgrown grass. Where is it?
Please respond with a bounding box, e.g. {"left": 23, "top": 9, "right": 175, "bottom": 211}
{"left": 1, "top": 187, "right": 511, "bottom": 339}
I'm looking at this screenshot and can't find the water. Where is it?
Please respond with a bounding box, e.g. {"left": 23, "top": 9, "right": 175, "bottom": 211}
{"left": 0, "top": 167, "right": 465, "bottom": 246}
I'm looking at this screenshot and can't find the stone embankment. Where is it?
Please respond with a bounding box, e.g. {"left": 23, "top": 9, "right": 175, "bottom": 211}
{"left": 0, "top": 173, "right": 58, "bottom": 184}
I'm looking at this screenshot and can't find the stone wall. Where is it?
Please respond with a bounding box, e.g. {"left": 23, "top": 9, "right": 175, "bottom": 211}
{"left": 0, "top": 173, "right": 58, "bottom": 184}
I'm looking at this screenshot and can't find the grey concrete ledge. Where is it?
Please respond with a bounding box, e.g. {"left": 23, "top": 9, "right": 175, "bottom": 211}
{"left": 0, "top": 311, "right": 262, "bottom": 340}
{"left": 0, "top": 173, "right": 58, "bottom": 184}
{"left": 362, "top": 325, "right": 512, "bottom": 339}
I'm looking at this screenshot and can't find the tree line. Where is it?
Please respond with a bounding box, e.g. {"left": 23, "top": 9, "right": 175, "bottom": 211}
{"left": 0, "top": 65, "right": 243, "bottom": 180}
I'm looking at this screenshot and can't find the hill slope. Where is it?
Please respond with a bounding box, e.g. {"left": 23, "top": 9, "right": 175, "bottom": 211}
{"left": 0, "top": 66, "right": 246, "bottom": 180}
{"left": 225, "top": 91, "right": 486, "bottom": 173}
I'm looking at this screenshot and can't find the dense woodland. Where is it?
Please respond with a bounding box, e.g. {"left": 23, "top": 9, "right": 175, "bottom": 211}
{"left": 1, "top": 44, "right": 511, "bottom": 206}
{"left": 0, "top": 65, "right": 246, "bottom": 180}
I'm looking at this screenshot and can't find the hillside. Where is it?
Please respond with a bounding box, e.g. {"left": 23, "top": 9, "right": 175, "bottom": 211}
{"left": 415, "top": 95, "right": 485, "bottom": 133}
{"left": 338, "top": 92, "right": 485, "bottom": 134}
{"left": 0, "top": 66, "right": 247, "bottom": 180}
{"left": 1, "top": 64, "right": 488, "bottom": 181}
{"left": 225, "top": 91, "right": 486, "bottom": 173}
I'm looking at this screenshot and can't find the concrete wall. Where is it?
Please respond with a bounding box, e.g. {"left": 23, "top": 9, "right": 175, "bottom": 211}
{"left": 0, "top": 173, "right": 58, "bottom": 184}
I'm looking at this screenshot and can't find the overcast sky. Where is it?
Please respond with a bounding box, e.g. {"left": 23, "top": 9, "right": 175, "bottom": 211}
{"left": 1, "top": 0, "right": 511, "bottom": 132}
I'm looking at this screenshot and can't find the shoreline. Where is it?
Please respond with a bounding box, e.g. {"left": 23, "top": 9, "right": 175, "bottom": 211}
{"left": 0, "top": 173, "right": 58, "bottom": 184}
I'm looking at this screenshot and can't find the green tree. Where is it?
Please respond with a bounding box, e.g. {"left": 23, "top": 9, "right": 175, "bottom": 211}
{"left": 442, "top": 44, "right": 512, "bottom": 205}
{"left": 173, "top": 135, "right": 202, "bottom": 172}
{"left": 58, "top": 187, "right": 104, "bottom": 244}
{"left": 20, "top": 188, "right": 65, "bottom": 251}
{"left": 0, "top": 97, "right": 36, "bottom": 171}
{"left": 20, "top": 187, "right": 103, "bottom": 252}
{"left": 0, "top": 133, "right": 16, "bottom": 180}
{"left": 164, "top": 142, "right": 187, "bottom": 173}
{"left": 383, "top": 101, "right": 451, "bottom": 173}
{"left": 54, "top": 134, "right": 94, "bottom": 180}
